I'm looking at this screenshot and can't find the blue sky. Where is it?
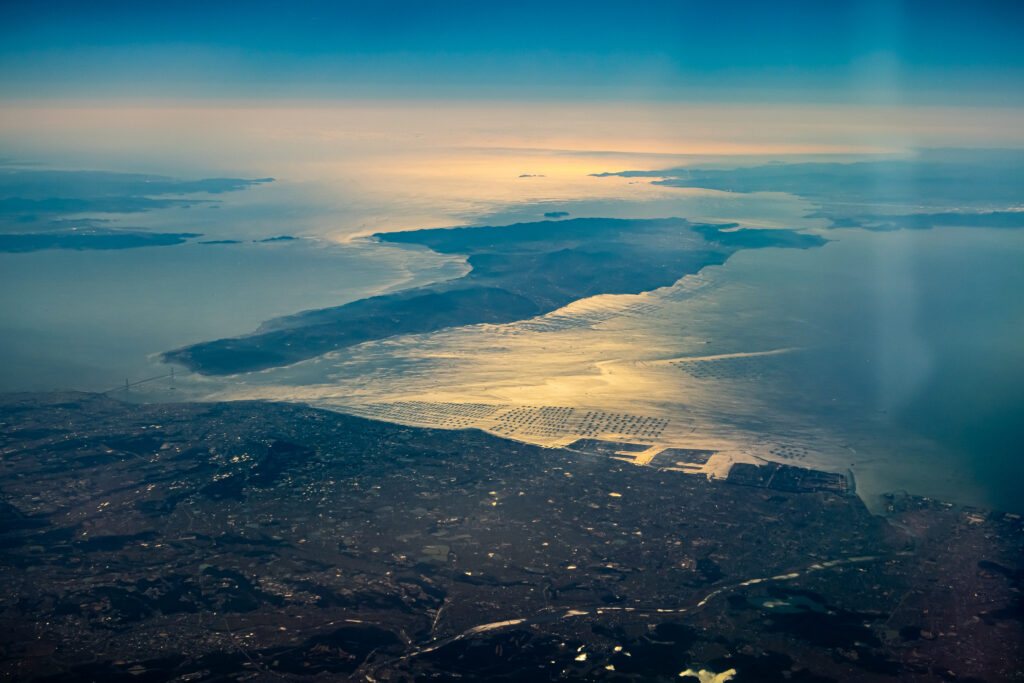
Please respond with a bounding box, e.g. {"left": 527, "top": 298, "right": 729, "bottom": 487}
{"left": 2, "top": 1, "right": 1023, "bottom": 102}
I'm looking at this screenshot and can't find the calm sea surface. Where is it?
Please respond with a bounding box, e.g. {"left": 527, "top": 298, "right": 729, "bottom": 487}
{"left": 0, "top": 238, "right": 466, "bottom": 392}
{"left": 1, "top": 179, "right": 1020, "bottom": 512}
{"left": 686, "top": 226, "right": 1024, "bottom": 512}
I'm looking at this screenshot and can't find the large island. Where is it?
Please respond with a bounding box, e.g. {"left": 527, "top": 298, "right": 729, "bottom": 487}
{"left": 162, "top": 218, "right": 825, "bottom": 375}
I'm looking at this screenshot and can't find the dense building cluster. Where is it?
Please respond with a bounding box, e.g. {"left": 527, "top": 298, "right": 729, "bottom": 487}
{"left": 0, "top": 394, "right": 1020, "bottom": 682}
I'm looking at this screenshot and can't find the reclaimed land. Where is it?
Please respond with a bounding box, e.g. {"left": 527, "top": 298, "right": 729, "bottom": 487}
{"left": 162, "top": 218, "right": 825, "bottom": 375}
{"left": 0, "top": 393, "right": 1020, "bottom": 682}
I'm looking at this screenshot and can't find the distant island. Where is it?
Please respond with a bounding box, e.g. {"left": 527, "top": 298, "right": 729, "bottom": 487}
{"left": 0, "top": 169, "right": 273, "bottom": 251}
{"left": 592, "top": 155, "right": 1024, "bottom": 232}
{"left": 163, "top": 217, "right": 826, "bottom": 375}
{"left": 0, "top": 230, "right": 201, "bottom": 253}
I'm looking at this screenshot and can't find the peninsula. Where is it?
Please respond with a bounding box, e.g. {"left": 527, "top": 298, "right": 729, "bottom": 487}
{"left": 163, "top": 218, "right": 825, "bottom": 375}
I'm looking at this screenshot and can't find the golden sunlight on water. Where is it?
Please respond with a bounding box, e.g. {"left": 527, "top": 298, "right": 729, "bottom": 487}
{"left": 7, "top": 98, "right": 1020, "bottom": 239}
{"left": 6, "top": 98, "right": 1021, "bottom": 511}
{"left": 189, "top": 226, "right": 1022, "bottom": 513}
{"left": 196, "top": 272, "right": 842, "bottom": 486}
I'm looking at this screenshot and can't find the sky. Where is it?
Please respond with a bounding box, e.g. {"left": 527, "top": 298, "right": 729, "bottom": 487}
{"left": 1, "top": 1, "right": 1023, "bottom": 515}
{"left": 2, "top": 1, "right": 1023, "bottom": 103}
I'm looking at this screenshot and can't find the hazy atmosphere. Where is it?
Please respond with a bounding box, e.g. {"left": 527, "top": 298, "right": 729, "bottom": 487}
{"left": 2, "top": 2, "right": 1022, "bottom": 681}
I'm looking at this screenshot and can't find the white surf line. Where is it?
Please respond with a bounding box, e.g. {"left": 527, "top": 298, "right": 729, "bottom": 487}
{"left": 656, "top": 347, "right": 804, "bottom": 364}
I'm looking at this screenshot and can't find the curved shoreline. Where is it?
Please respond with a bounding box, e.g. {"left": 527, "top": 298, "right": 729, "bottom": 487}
{"left": 162, "top": 217, "right": 825, "bottom": 376}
